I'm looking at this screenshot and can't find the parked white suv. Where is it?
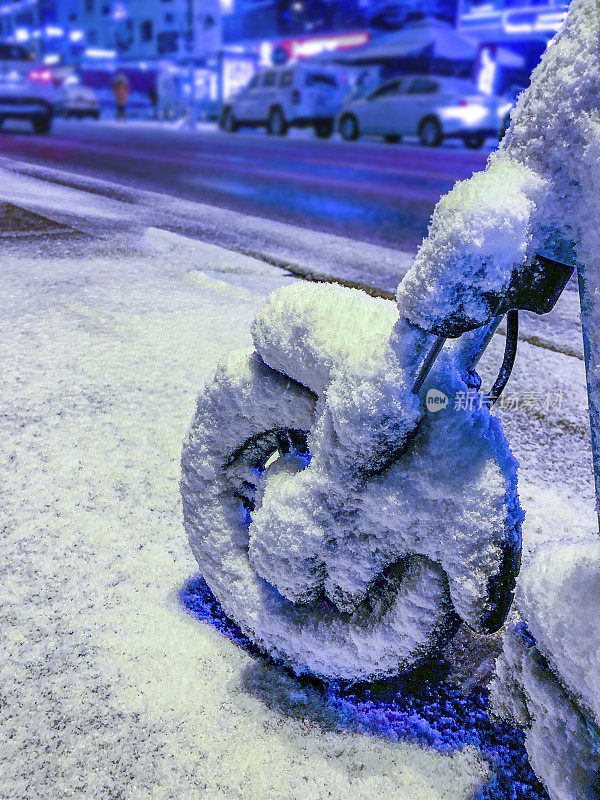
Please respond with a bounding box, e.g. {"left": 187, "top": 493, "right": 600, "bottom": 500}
{"left": 338, "top": 75, "right": 511, "bottom": 149}
{"left": 220, "top": 64, "right": 344, "bottom": 138}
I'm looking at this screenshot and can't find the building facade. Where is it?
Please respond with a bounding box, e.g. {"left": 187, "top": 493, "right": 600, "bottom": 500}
{"left": 0, "top": 0, "right": 80, "bottom": 61}
{"left": 79, "top": 0, "right": 221, "bottom": 61}
{"left": 222, "top": 0, "right": 458, "bottom": 46}
{"left": 0, "top": 0, "right": 222, "bottom": 64}
{"left": 457, "top": 0, "right": 569, "bottom": 78}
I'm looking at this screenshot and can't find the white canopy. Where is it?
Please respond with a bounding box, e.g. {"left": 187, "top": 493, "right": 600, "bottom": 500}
{"left": 332, "top": 19, "right": 479, "bottom": 64}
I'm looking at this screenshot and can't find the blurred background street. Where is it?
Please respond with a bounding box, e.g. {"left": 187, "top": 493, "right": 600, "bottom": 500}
{"left": 0, "top": 119, "right": 489, "bottom": 250}
{"left": 0, "top": 0, "right": 570, "bottom": 261}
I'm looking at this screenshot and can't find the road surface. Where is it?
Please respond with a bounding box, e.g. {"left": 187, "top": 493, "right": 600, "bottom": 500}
{"left": 0, "top": 119, "right": 490, "bottom": 252}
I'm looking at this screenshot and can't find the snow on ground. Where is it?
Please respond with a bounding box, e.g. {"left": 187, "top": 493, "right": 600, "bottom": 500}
{"left": 1, "top": 230, "right": 495, "bottom": 799}
{"left": 0, "top": 166, "right": 596, "bottom": 798}
{"left": 0, "top": 159, "right": 415, "bottom": 292}
{"left": 0, "top": 167, "right": 136, "bottom": 231}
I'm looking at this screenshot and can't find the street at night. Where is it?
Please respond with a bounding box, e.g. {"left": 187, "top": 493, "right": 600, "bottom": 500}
{"left": 0, "top": 119, "right": 489, "bottom": 252}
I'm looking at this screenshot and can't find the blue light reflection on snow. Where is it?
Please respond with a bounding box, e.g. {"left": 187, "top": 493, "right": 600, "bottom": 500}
{"left": 179, "top": 576, "right": 549, "bottom": 800}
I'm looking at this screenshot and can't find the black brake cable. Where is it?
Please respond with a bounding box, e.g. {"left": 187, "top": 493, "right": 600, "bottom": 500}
{"left": 489, "top": 310, "right": 519, "bottom": 406}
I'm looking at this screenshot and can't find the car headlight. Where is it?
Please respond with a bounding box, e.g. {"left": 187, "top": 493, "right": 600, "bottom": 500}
{"left": 442, "top": 103, "right": 488, "bottom": 126}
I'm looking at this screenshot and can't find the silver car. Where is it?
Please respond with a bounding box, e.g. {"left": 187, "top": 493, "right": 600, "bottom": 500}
{"left": 220, "top": 64, "right": 344, "bottom": 139}
{"left": 338, "top": 75, "right": 511, "bottom": 149}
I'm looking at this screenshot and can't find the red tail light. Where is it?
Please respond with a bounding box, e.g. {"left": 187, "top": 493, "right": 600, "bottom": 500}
{"left": 291, "top": 89, "right": 301, "bottom": 105}
{"left": 459, "top": 99, "right": 469, "bottom": 107}
{"left": 28, "top": 68, "right": 53, "bottom": 84}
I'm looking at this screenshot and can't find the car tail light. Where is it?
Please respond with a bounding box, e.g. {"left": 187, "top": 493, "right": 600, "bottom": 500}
{"left": 28, "top": 68, "right": 53, "bottom": 84}
{"left": 459, "top": 99, "right": 470, "bottom": 107}
{"left": 291, "top": 89, "right": 301, "bottom": 105}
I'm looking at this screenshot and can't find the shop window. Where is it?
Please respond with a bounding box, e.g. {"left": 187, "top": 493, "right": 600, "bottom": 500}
{"left": 157, "top": 31, "right": 178, "bottom": 54}
{"left": 141, "top": 20, "right": 153, "bottom": 42}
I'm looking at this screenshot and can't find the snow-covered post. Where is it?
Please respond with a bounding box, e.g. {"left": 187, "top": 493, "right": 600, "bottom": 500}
{"left": 579, "top": 266, "right": 600, "bottom": 527}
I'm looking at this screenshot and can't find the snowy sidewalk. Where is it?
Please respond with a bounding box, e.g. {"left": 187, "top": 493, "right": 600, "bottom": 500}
{"left": 0, "top": 172, "right": 595, "bottom": 799}
{"left": 0, "top": 224, "right": 494, "bottom": 800}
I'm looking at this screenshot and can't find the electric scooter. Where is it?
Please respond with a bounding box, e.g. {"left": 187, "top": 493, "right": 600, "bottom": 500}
{"left": 181, "top": 0, "right": 599, "bottom": 684}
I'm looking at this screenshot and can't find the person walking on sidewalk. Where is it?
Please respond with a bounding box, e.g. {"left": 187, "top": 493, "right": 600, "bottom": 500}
{"left": 112, "top": 72, "right": 130, "bottom": 121}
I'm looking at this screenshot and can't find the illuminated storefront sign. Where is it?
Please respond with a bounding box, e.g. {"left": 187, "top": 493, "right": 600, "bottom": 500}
{"left": 459, "top": 2, "right": 569, "bottom": 37}
{"left": 501, "top": 9, "right": 568, "bottom": 34}
{"left": 279, "top": 31, "right": 370, "bottom": 61}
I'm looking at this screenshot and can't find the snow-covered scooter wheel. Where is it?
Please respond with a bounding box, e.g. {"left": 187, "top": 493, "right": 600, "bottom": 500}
{"left": 181, "top": 348, "right": 457, "bottom": 681}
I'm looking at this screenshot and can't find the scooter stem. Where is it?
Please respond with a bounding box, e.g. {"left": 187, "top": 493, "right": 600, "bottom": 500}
{"left": 451, "top": 318, "right": 502, "bottom": 374}
{"left": 412, "top": 335, "right": 445, "bottom": 394}
{"left": 401, "top": 315, "right": 516, "bottom": 404}
{"left": 393, "top": 318, "right": 445, "bottom": 394}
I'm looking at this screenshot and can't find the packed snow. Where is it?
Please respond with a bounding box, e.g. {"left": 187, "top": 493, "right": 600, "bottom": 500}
{"left": 251, "top": 282, "right": 422, "bottom": 478}
{"left": 490, "top": 506, "right": 600, "bottom": 800}
{"left": 492, "top": 622, "right": 600, "bottom": 800}
{"left": 396, "top": 159, "right": 548, "bottom": 334}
